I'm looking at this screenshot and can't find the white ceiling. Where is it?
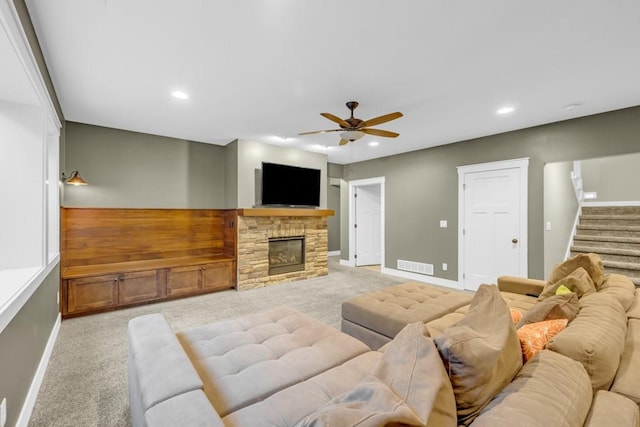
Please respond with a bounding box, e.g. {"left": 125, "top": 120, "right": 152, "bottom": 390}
{"left": 25, "top": 0, "right": 640, "bottom": 164}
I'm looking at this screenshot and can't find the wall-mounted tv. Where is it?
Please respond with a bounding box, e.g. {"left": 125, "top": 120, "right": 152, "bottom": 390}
{"left": 261, "top": 162, "right": 321, "bottom": 207}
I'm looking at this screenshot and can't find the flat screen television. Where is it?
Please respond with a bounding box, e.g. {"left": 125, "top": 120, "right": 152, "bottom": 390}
{"left": 261, "top": 162, "right": 321, "bottom": 207}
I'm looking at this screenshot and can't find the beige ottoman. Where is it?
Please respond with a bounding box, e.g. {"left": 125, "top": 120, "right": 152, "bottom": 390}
{"left": 341, "top": 282, "right": 473, "bottom": 349}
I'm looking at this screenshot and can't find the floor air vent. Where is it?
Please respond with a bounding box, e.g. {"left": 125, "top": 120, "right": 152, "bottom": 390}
{"left": 397, "top": 259, "right": 434, "bottom": 275}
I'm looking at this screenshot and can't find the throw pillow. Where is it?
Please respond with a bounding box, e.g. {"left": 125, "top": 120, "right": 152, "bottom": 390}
{"left": 517, "top": 319, "right": 568, "bottom": 362}
{"left": 516, "top": 293, "right": 579, "bottom": 329}
{"left": 297, "top": 322, "right": 457, "bottom": 427}
{"left": 538, "top": 267, "right": 596, "bottom": 301}
{"left": 547, "top": 253, "right": 605, "bottom": 288}
{"left": 510, "top": 308, "right": 523, "bottom": 324}
{"left": 434, "top": 285, "right": 522, "bottom": 426}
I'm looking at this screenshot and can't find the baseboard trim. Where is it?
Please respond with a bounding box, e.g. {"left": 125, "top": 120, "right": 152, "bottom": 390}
{"left": 381, "top": 267, "right": 462, "bottom": 290}
{"left": 339, "top": 259, "right": 354, "bottom": 267}
{"left": 17, "top": 312, "right": 61, "bottom": 427}
{"left": 328, "top": 250, "right": 341, "bottom": 257}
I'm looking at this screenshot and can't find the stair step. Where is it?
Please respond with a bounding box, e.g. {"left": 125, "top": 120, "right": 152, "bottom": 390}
{"left": 583, "top": 206, "right": 640, "bottom": 215}
{"left": 576, "top": 225, "right": 640, "bottom": 238}
{"left": 603, "top": 260, "right": 640, "bottom": 272}
{"left": 573, "top": 237, "right": 640, "bottom": 251}
{"left": 580, "top": 215, "right": 640, "bottom": 226}
{"left": 571, "top": 246, "right": 640, "bottom": 263}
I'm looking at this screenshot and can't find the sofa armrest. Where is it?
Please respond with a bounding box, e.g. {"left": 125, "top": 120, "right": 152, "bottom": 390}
{"left": 497, "top": 276, "right": 546, "bottom": 297}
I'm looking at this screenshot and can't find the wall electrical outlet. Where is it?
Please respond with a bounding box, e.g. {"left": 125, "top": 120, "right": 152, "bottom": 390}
{"left": 439, "top": 220, "right": 448, "bottom": 228}
{"left": 442, "top": 263, "right": 448, "bottom": 271}
{"left": 1, "top": 397, "right": 7, "bottom": 427}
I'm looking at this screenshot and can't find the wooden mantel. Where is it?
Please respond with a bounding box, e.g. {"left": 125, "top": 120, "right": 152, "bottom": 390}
{"left": 237, "top": 208, "right": 334, "bottom": 217}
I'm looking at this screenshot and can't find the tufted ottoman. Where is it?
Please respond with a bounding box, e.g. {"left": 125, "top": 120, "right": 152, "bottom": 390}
{"left": 341, "top": 281, "right": 473, "bottom": 349}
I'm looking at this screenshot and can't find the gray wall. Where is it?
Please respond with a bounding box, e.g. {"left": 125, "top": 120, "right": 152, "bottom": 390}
{"left": 224, "top": 139, "right": 238, "bottom": 208}
{"left": 543, "top": 161, "right": 579, "bottom": 277}
{"left": 64, "top": 122, "right": 227, "bottom": 208}
{"left": 0, "top": 266, "right": 59, "bottom": 427}
{"left": 581, "top": 152, "right": 640, "bottom": 202}
{"left": 342, "top": 106, "right": 640, "bottom": 280}
{"left": 234, "top": 139, "right": 328, "bottom": 208}
{"left": 327, "top": 163, "right": 343, "bottom": 252}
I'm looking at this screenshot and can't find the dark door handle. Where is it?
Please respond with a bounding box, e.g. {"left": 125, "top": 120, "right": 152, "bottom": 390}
{"left": 512, "top": 238, "right": 518, "bottom": 244}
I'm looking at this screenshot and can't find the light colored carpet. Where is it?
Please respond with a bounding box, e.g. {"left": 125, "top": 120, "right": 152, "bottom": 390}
{"left": 28, "top": 257, "right": 406, "bottom": 427}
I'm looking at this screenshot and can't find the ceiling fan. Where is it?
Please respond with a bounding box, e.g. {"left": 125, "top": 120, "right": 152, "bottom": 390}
{"left": 299, "top": 101, "right": 403, "bottom": 146}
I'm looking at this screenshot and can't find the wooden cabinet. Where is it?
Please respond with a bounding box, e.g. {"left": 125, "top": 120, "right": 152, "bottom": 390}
{"left": 119, "top": 270, "right": 164, "bottom": 305}
{"left": 66, "top": 274, "right": 119, "bottom": 315}
{"left": 202, "top": 262, "right": 233, "bottom": 291}
{"left": 166, "top": 265, "right": 202, "bottom": 297}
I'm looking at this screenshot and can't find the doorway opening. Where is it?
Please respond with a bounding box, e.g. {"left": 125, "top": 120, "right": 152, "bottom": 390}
{"left": 348, "top": 177, "right": 385, "bottom": 268}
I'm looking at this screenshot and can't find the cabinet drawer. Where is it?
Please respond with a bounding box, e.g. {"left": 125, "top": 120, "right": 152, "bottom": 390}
{"left": 166, "top": 265, "right": 201, "bottom": 297}
{"left": 66, "top": 274, "right": 118, "bottom": 314}
{"left": 119, "top": 270, "right": 164, "bottom": 305}
{"left": 202, "top": 263, "right": 233, "bottom": 291}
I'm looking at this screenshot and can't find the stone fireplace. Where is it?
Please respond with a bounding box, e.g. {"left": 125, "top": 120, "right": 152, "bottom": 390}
{"left": 236, "top": 209, "right": 332, "bottom": 290}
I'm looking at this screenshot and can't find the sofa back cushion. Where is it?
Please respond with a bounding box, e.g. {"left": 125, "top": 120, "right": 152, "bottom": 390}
{"left": 434, "top": 285, "right": 522, "bottom": 426}
{"left": 598, "top": 273, "right": 636, "bottom": 311}
{"left": 469, "top": 350, "right": 592, "bottom": 427}
{"left": 546, "top": 292, "right": 627, "bottom": 391}
{"left": 547, "top": 253, "right": 605, "bottom": 288}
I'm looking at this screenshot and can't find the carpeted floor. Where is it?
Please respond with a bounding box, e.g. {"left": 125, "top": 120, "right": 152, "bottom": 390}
{"left": 27, "top": 257, "right": 406, "bottom": 427}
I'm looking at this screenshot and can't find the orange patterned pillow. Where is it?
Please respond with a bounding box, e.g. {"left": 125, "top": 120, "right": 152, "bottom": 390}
{"left": 517, "top": 319, "right": 568, "bottom": 362}
{"left": 510, "top": 308, "right": 523, "bottom": 324}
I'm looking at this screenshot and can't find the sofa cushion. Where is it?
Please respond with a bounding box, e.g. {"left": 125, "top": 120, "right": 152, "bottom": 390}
{"left": 610, "top": 318, "right": 640, "bottom": 406}
{"left": 516, "top": 292, "right": 579, "bottom": 328}
{"left": 296, "top": 322, "right": 457, "bottom": 427}
{"left": 341, "top": 282, "right": 473, "bottom": 339}
{"left": 539, "top": 267, "right": 596, "bottom": 300}
{"left": 546, "top": 292, "right": 627, "bottom": 391}
{"left": 434, "top": 285, "right": 522, "bottom": 426}
{"left": 547, "top": 253, "right": 605, "bottom": 288}
{"left": 628, "top": 288, "right": 640, "bottom": 320}
{"left": 177, "top": 306, "right": 370, "bottom": 417}
{"left": 517, "top": 319, "right": 568, "bottom": 362}
{"left": 598, "top": 273, "right": 636, "bottom": 311}
{"left": 470, "top": 350, "right": 592, "bottom": 427}
{"left": 224, "top": 352, "right": 382, "bottom": 426}
{"left": 584, "top": 390, "right": 640, "bottom": 427}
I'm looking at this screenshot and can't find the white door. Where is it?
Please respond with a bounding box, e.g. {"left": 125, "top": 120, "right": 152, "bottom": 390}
{"left": 462, "top": 164, "right": 526, "bottom": 291}
{"left": 355, "top": 185, "right": 381, "bottom": 266}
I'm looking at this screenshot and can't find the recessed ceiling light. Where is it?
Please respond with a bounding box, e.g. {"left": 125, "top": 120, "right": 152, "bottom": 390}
{"left": 368, "top": 141, "right": 379, "bottom": 147}
{"left": 497, "top": 106, "right": 515, "bottom": 115}
{"left": 171, "top": 90, "right": 189, "bottom": 100}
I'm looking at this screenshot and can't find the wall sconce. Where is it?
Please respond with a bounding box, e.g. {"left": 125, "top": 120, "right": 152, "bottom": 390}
{"left": 62, "top": 171, "right": 88, "bottom": 186}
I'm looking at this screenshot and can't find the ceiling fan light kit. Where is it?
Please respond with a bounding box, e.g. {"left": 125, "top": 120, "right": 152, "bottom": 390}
{"left": 299, "top": 101, "right": 403, "bottom": 146}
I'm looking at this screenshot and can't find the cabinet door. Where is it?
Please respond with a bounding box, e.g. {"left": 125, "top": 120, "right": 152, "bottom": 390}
{"left": 119, "top": 270, "right": 164, "bottom": 305}
{"left": 66, "top": 274, "right": 118, "bottom": 314}
{"left": 202, "top": 263, "right": 233, "bottom": 291}
{"left": 166, "top": 265, "right": 201, "bottom": 297}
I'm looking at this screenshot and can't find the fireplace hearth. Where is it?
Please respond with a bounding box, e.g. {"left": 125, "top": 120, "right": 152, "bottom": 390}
{"left": 269, "top": 236, "right": 305, "bottom": 275}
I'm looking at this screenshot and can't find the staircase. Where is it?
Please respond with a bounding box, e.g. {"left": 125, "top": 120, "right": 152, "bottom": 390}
{"left": 571, "top": 206, "right": 640, "bottom": 287}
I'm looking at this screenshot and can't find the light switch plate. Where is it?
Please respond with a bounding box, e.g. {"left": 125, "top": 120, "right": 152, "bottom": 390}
{"left": 439, "top": 220, "right": 447, "bottom": 228}
{"left": 545, "top": 221, "right": 552, "bottom": 231}
{"left": 442, "top": 263, "right": 448, "bottom": 271}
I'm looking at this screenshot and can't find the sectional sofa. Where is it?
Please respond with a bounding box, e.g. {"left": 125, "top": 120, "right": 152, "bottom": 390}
{"left": 128, "top": 253, "right": 640, "bottom": 426}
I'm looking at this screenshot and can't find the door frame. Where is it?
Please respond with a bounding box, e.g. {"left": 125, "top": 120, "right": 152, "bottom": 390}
{"left": 347, "top": 177, "right": 385, "bottom": 267}
{"left": 457, "top": 158, "right": 529, "bottom": 288}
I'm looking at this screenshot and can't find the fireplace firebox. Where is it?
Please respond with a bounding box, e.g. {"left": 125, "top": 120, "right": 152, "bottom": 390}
{"left": 268, "top": 236, "right": 305, "bottom": 275}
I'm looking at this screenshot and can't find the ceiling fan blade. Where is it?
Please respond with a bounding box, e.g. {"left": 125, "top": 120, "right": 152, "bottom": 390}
{"left": 339, "top": 138, "right": 350, "bottom": 146}
{"left": 361, "top": 128, "right": 399, "bottom": 138}
{"left": 360, "top": 112, "right": 403, "bottom": 128}
{"left": 298, "top": 129, "right": 342, "bottom": 136}
{"left": 320, "top": 113, "right": 350, "bottom": 128}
